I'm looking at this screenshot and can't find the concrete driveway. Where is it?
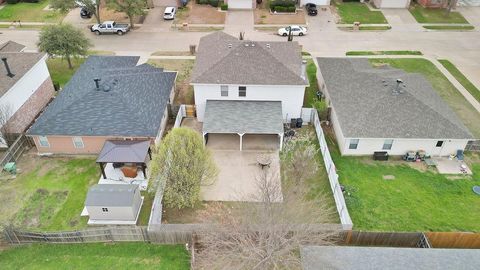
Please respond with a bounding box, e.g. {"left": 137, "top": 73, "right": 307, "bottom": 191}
{"left": 224, "top": 10, "right": 254, "bottom": 35}
{"left": 380, "top": 8, "right": 423, "bottom": 32}
{"left": 201, "top": 150, "right": 282, "bottom": 202}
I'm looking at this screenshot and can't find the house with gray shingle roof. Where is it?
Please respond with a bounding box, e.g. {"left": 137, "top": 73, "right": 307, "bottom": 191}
{"left": 316, "top": 57, "right": 473, "bottom": 156}
{"left": 27, "top": 55, "right": 176, "bottom": 155}
{"left": 0, "top": 41, "right": 55, "bottom": 147}
{"left": 191, "top": 32, "right": 308, "bottom": 151}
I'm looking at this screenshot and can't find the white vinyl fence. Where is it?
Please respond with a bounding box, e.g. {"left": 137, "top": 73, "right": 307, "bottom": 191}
{"left": 174, "top": 104, "right": 186, "bottom": 128}
{"left": 311, "top": 110, "right": 353, "bottom": 229}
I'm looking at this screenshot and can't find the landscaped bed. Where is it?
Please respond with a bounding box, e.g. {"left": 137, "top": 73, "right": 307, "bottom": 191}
{"left": 254, "top": 1, "right": 306, "bottom": 25}
{"left": 148, "top": 59, "right": 195, "bottom": 104}
{"left": 409, "top": 3, "right": 469, "bottom": 24}
{"left": 423, "top": 25, "right": 474, "bottom": 30}
{"left": 333, "top": 1, "right": 387, "bottom": 24}
{"left": 0, "top": 154, "right": 98, "bottom": 231}
{"left": 0, "top": 0, "right": 64, "bottom": 23}
{"left": 324, "top": 127, "right": 480, "bottom": 232}
{"left": 0, "top": 243, "right": 190, "bottom": 270}
{"left": 369, "top": 58, "right": 480, "bottom": 139}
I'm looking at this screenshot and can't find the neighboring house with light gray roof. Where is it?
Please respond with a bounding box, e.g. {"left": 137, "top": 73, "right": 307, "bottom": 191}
{"left": 27, "top": 55, "right": 176, "bottom": 155}
{"left": 0, "top": 41, "right": 55, "bottom": 147}
{"left": 316, "top": 57, "right": 473, "bottom": 156}
{"left": 191, "top": 32, "right": 308, "bottom": 150}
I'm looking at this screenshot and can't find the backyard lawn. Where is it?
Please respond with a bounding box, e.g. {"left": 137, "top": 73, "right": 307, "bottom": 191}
{"left": 369, "top": 58, "right": 480, "bottom": 139}
{"left": 325, "top": 128, "right": 480, "bottom": 232}
{"left": 0, "top": 243, "right": 190, "bottom": 270}
{"left": 0, "top": 0, "right": 64, "bottom": 23}
{"left": 334, "top": 1, "right": 387, "bottom": 24}
{"left": 148, "top": 59, "right": 195, "bottom": 105}
{"left": 409, "top": 3, "right": 469, "bottom": 24}
{"left": 439, "top": 59, "right": 480, "bottom": 103}
{"left": 0, "top": 155, "right": 98, "bottom": 231}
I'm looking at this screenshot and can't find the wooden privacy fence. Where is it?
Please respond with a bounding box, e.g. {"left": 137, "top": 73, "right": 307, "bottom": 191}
{"left": 311, "top": 110, "right": 353, "bottom": 230}
{"left": 173, "top": 104, "right": 186, "bottom": 128}
{"left": 0, "top": 134, "right": 35, "bottom": 168}
{"left": 425, "top": 232, "right": 480, "bottom": 249}
{"left": 341, "top": 231, "right": 427, "bottom": 248}
{"left": 4, "top": 226, "right": 148, "bottom": 244}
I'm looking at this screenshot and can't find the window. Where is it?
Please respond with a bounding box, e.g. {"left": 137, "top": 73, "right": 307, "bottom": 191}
{"left": 349, "top": 139, "right": 359, "bottom": 150}
{"left": 102, "top": 208, "right": 109, "bottom": 212}
{"left": 221, "top": 85, "right": 228, "bottom": 97}
{"left": 38, "top": 136, "right": 49, "bottom": 147}
{"left": 73, "top": 137, "right": 84, "bottom": 148}
{"left": 239, "top": 86, "right": 246, "bottom": 97}
{"left": 382, "top": 139, "right": 393, "bottom": 150}
{"left": 436, "top": 141, "right": 444, "bottom": 147}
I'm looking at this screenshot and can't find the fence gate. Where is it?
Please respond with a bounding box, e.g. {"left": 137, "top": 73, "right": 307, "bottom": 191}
{"left": 0, "top": 134, "right": 35, "bottom": 168}
{"left": 185, "top": 105, "right": 196, "bottom": 118}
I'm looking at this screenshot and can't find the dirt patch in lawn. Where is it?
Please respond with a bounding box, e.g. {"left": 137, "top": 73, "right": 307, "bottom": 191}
{"left": 162, "top": 201, "right": 254, "bottom": 224}
{"left": 147, "top": 59, "right": 195, "bottom": 105}
{"left": 175, "top": 2, "right": 226, "bottom": 24}
{"left": 93, "top": 6, "right": 145, "bottom": 25}
{"left": 254, "top": 9, "right": 306, "bottom": 25}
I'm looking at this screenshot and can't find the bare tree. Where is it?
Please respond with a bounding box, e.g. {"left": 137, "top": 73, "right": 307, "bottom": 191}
{"left": 0, "top": 103, "right": 14, "bottom": 146}
{"left": 195, "top": 165, "right": 339, "bottom": 269}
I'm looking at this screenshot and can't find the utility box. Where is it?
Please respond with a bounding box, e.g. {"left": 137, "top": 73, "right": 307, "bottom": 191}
{"left": 373, "top": 151, "right": 389, "bottom": 161}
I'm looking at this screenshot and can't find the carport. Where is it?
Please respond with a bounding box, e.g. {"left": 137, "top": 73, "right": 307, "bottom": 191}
{"left": 203, "top": 100, "right": 284, "bottom": 151}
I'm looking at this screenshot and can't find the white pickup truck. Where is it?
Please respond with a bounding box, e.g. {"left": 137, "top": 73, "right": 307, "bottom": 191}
{"left": 91, "top": 21, "right": 130, "bottom": 35}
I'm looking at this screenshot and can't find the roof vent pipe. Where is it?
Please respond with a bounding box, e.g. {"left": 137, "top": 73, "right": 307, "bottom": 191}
{"left": 394, "top": 79, "right": 403, "bottom": 94}
{"left": 1, "top": 57, "right": 14, "bottom": 78}
{"left": 94, "top": 78, "right": 101, "bottom": 90}
{"left": 301, "top": 60, "right": 307, "bottom": 80}
{"left": 266, "top": 44, "right": 271, "bottom": 48}
{"left": 228, "top": 44, "right": 232, "bottom": 48}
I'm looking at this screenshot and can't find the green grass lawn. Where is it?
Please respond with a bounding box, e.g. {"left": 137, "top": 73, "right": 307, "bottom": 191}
{"left": 0, "top": 0, "right": 64, "bottom": 23}
{"left": 137, "top": 192, "right": 154, "bottom": 226}
{"left": 334, "top": 1, "right": 388, "bottom": 24}
{"left": 303, "top": 59, "right": 318, "bottom": 108}
{"left": 325, "top": 129, "right": 480, "bottom": 232}
{"left": 0, "top": 243, "right": 190, "bottom": 270}
{"left": 346, "top": 50, "right": 423, "bottom": 56}
{"left": 423, "top": 25, "right": 474, "bottom": 30}
{"left": 409, "top": 3, "right": 469, "bottom": 24}
{"left": 0, "top": 157, "right": 98, "bottom": 231}
{"left": 46, "top": 58, "right": 86, "bottom": 88}
{"left": 439, "top": 59, "right": 480, "bottom": 104}
{"left": 369, "top": 58, "right": 480, "bottom": 139}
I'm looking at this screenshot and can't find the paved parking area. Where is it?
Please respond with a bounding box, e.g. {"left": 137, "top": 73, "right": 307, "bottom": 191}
{"left": 201, "top": 150, "right": 282, "bottom": 202}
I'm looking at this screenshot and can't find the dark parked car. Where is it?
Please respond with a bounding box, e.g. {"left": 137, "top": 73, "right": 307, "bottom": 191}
{"left": 80, "top": 7, "right": 92, "bottom": 19}
{"left": 305, "top": 3, "right": 317, "bottom": 16}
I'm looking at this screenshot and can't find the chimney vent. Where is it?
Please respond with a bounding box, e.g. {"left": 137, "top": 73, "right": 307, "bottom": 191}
{"left": 266, "top": 44, "right": 271, "bottom": 48}
{"left": 393, "top": 79, "right": 404, "bottom": 95}
{"left": 301, "top": 60, "right": 307, "bottom": 80}
{"left": 1, "top": 58, "right": 15, "bottom": 78}
{"left": 228, "top": 44, "right": 232, "bottom": 48}
{"left": 94, "top": 78, "right": 101, "bottom": 90}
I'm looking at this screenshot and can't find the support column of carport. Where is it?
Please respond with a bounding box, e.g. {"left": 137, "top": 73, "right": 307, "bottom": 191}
{"left": 239, "top": 133, "right": 244, "bottom": 151}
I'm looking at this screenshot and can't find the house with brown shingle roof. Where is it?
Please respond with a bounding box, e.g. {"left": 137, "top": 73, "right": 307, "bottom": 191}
{"left": 0, "top": 41, "right": 55, "bottom": 146}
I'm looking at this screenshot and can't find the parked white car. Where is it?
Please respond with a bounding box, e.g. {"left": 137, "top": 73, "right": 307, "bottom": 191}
{"left": 277, "top": 25, "right": 308, "bottom": 36}
{"left": 163, "top": 7, "right": 176, "bottom": 20}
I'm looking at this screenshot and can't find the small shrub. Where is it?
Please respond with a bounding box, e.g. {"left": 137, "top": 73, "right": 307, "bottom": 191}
{"left": 198, "top": 0, "right": 209, "bottom": 4}
{"left": 6, "top": 0, "right": 20, "bottom": 4}
{"left": 209, "top": 0, "right": 219, "bottom": 7}
{"left": 220, "top": 3, "right": 228, "bottom": 10}
{"left": 269, "top": 0, "right": 295, "bottom": 8}
{"left": 287, "top": 6, "right": 296, "bottom": 12}
{"left": 275, "top": 6, "right": 286, "bottom": 12}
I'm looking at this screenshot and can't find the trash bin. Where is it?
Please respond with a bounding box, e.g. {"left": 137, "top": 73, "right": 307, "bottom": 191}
{"left": 290, "top": 118, "right": 298, "bottom": 129}
{"left": 296, "top": 118, "right": 303, "bottom": 128}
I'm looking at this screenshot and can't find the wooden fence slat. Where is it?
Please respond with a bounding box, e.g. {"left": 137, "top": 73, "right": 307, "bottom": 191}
{"left": 425, "top": 232, "right": 480, "bottom": 249}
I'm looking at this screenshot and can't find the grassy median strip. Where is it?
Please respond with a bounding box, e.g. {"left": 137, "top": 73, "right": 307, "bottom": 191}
{"left": 409, "top": 3, "right": 469, "bottom": 24}
{"left": 439, "top": 59, "right": 480, "bottom": 103}
{"left": 423, "top": 25, "right": 475, "bottom": 30}
{"left": 334, "top": 1, "right": 387, "bottom": 24}
{"left": 346, "top": 51, "right": 423, "bottom": 56}
{"left": 0, "top": 243, "right": 190, "bottom": 270}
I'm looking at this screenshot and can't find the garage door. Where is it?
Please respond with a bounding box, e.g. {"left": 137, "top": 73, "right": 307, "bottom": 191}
{"left": 300, "top": 0, "right": 330, "bottom": 6}
{"left": 378, "top": 0, "right": 410, "bottom": 8}
{"left": 229, "top": 0, "right": 253, "bottom": 9}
